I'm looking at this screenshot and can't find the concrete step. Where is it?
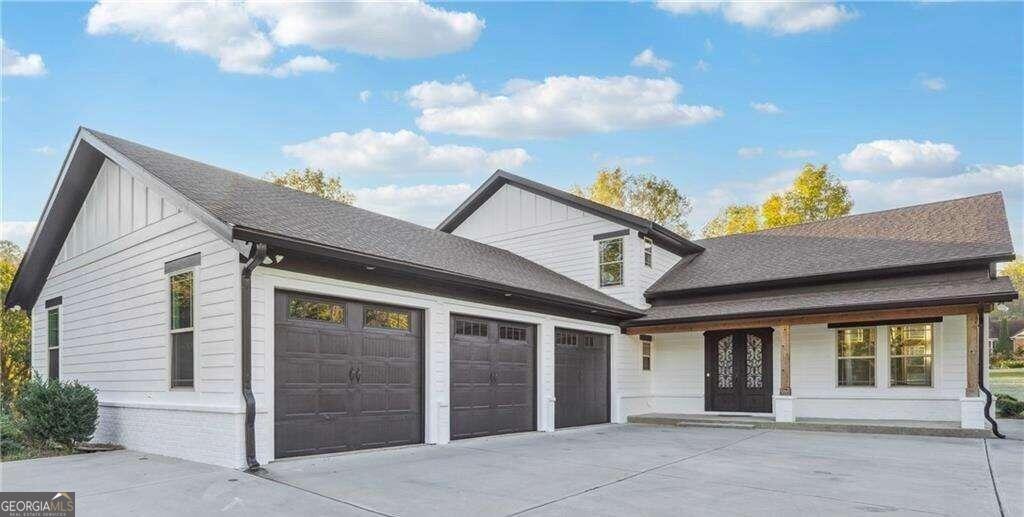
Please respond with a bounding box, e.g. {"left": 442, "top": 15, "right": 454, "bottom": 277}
{"left": 675, "top": 422, "right": 757, "bottom": 430}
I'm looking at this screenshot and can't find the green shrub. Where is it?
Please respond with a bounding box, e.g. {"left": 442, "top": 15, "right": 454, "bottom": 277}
{"left": 995, "top": 393, "right": 1024, "bottom": 417}
{"left": 0, "top": 409, "right": 24, "bottom": 457}
{"left": 995, "top": 358, "right": 1024, "bottom": 369}
{"left": 15, "top": 378, "right": 98, "bottom": 448}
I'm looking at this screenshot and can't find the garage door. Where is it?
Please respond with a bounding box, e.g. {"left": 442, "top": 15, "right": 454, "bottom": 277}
{"left": 555, "top": 328, "right": 609, "bottom": 429}
{"left": 274, "top": 291, "right": 423, "bottom": 459}
{"left": 450, "top": 316, "right": 536, "bottom": 439}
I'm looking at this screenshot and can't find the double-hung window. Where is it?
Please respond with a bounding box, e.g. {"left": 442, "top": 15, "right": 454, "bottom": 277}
{"left": 47, "top": 306, "right": 60, "bottom": 380}
{"left": 643, "top": 237, "right": 654, "bottom": 268}
{"left": 641, "top": 341, "right": 652, "bottom": 371}
{"left": 889, "top": 324, "right": 933, "bottom": 387}
{"left": 599, "top": 237, "right": 624, "bottom": 287}
{"left": 169, "top": 270, "right": 195, "bottom": 388}
{"left": 836, "top": 327, "right": 875, "bottom": 387}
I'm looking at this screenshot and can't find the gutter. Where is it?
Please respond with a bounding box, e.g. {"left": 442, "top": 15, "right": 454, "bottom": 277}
{"left": 241, "top": 242, "right": 267, "bottom": 471}
{"left": 977, "top": 305, "right": 1005, "bottom": 439}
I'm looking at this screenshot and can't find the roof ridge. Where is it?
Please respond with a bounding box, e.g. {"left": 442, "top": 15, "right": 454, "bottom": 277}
{"left": 693, "top": 191, "right": 1004, "bottom": 243}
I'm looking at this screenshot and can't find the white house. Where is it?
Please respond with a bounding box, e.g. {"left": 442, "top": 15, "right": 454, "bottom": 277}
{"left": 6, "top": 128, "right": 1017, "bottom": 469}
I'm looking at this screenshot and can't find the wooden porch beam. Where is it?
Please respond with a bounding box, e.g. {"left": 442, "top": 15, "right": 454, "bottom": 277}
{"left": 624, "top": 304, "right": 979, "bottom": 335}
{"left": 965, "top": 310, "right": 980, "bottom": 398}
{"left": 779, "top": 325, "right": 792, "bottom": 396}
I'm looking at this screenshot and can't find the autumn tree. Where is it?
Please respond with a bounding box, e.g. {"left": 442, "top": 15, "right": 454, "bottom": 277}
{"left": 1002, "top": 259, "right": 1024, "bottom": 297}
{"left": 702, "top": 164, "right": 852, "bottom": 238}
{"left": 570, "top": 167, "right": 693, "bottom": 238}
{"left": 264, "top": 167, "right": 355, "bottom": 204}
{"left": 1, "top": 240, "right": 31, "bottom": 410}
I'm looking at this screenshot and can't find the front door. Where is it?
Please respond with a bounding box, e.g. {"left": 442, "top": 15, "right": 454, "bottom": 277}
{"left": 704, "top": 328, "right": 773, "bottom": 413}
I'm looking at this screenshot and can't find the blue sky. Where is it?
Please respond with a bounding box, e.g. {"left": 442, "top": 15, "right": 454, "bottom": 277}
{"left": 2, "top": 1, "right": 1022, "bottom": 251}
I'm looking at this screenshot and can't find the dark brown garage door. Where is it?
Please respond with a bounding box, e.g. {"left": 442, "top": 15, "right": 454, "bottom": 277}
{"left": 274, "top": 291, "right": 423, "bottom": 458}
{"left": 555, "top": 329, "right": 609, "bottom": 429}
{"left": 450, "top": 316, "right": 535, "bottom": 439}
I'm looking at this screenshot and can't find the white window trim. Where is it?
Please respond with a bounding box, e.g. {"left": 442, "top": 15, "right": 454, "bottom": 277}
{"left": 643, "top": 237, "right": 654, "bottom": 268}
{"left": 830, "top": 321, "right": 943, "bottom": 392}
{"left": 834, "top": 326, "right": 877, "bottom": 388}
{"left": 641, "top": 340, "right": 652, "bottom": 372}
{"left": 598, "top": 237, "right": 625, "bottom": 288}
{"left": 167, "top": 267, "right": 198, "bottom": 391}
{"left": 46, "top": 305, "right": 61, "bottom": 381}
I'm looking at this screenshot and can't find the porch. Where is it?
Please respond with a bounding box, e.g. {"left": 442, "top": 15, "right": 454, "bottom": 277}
{"left": 621, "top": 302, "right": 994, "bottom": 432}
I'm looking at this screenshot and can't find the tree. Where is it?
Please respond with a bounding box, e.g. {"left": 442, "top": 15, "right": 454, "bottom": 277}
{"left": 702, "top": 163, "right": 853, "bottom": 238}
{"left": 570, "top": 167, "right": 693, "bottom": 238}
{"left": 1002, "top": 259, "right": 1024, "bottom": 298}
{"left": 1, "top": 241, "right": 31, "bottom": 410}
{"left": 264, "top": 167, "right": 355, "bottom": 205}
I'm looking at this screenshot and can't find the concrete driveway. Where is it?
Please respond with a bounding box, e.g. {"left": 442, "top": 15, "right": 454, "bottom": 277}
{"left": 3, "top": 425, "right": 1020, "bottom": 516}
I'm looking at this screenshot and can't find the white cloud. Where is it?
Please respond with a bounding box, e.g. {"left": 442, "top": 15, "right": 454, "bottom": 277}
{"left": 694, "top": 59, "right": 710, "bottom": 72}
{"left": 777, "top": 149, "right": 816, "bottom": 159}
{"left": 920, "top": 75, "right": 946, "bottom": 92}
{"left": 656, "top": 1, "right": 857, "bottom": 35}
{"left": 1, "top": 39, "right": 46, "bottom": 77}
{"left": 359, "top": 90, "right": 372, "bottom": 103}
{"left": 1, "top": 221, "right": 37, "bottom": 247}
{"left": 32, "top": 146, "right": 55, "bottom": 155}
{"left": 270, "top": 55, "right": 335, "bottom": 77}
{"left": 353, "top": 183, "right": 474, "bottom": 227}
{"left": 704, "top": 38, "right": 714, "bottom": 53}
{"left": 631, "top": 48, "right": 673, "bottom": 72}
{"left": 281, "top": 129, "right": 530, "bottom": 177}
{"left": 85, "top": 1, "right": 481, "bottom": 75}
{"left": 737, "top": 146, "right": 764, "bottom": 158}
{"left": 407, "top": 76, "right": 723, "bottom": 139}
{"left": 247, "top": 1, "right": 484, "bottom": 59}
{"left": 839, "top": 139, "right": 960, "bottom": 175}
{"left": 751, "top": 101, "right": 782, "bottom": 115}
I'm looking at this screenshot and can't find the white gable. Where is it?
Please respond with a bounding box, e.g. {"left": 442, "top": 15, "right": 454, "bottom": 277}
{"left": 57, "top": 158, "right": 180, "bottom": 263}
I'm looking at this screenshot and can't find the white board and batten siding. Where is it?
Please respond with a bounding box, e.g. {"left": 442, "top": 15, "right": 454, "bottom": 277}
{"left": 31, "top": 158, "right": 245, "bottom": 467}
{"left": 635, "top": 317, "right": 974, "bottom": 422}
{"left": 451, "top": 183, "right": 682, "bottom": 309}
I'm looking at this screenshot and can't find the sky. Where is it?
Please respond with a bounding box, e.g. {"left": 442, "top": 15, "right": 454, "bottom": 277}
{"left": 2, "top": 1, "right": 1022, "bottom": 253}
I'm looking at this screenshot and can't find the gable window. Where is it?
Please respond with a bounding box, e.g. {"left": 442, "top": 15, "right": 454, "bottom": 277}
{"left": 455, "top": 319, "right": 488, "bottom": 337}
{"left": 599, "top": 237, "right": 624, "bottom": 287}
{"left": 365, "top": 307, "right": 411, "bottom": 331}
{"left": 169, "top": 270, "right": 195, "bottom": 388}
{"left": 47, "top": 307, "right": 60, "bottom": 380}
{"left": 643, "top": 237, "right": 654, "bottom": 268}
{"left": 641, "top": 341, "right": 652, "bottom": 371}
{"left": 890, "top": 324, "right": 933, "bottom": 387}
{"left": 837, "top": 327, "right": 875, "bottom": 387}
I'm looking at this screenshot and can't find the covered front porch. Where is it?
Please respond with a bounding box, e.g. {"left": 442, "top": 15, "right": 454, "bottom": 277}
{"left": 621, "top": 302, "right": 994, "bottom": 433}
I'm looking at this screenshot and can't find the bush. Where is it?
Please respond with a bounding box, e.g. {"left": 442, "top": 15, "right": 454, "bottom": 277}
{"left": 15, "top": 378, "right": 98, "bottom": 448}
{"left": 997, "top": 358, "right": 1024, "bottom": 369}
{"left": 0, "top": 409, "right": 24, "bottom": 457}
{"left": 995, "top": 393, "right": 1024, "bottom": 418}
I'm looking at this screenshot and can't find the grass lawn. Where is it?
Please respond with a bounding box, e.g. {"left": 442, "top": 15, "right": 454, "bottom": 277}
{"left": 990, "top": 367, "right": 1024, "bottom": 400}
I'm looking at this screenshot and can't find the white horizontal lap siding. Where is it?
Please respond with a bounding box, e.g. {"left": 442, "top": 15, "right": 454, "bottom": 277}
{"left": 646, "top": 318, "right": 967, "bottom": 421}
{"left": 30, "top": 157, "right": 244, "bottom": 467}
{"left": 451, "top": 183, "right": 650, "bottom": 307}
{"left": 250, "top": 267, "right": 621, "bottom": 464}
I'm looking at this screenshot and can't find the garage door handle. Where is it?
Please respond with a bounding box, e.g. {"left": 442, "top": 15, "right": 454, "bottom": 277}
{"left": 355, "top": 368, "right": 362, "bottom": 383}
{"left": 320, "top": 414, "right": 332, "bottom": 421}
{"left": 348, "top": 366, "right": 355, "bottom": 382}
{"left": 490, "top": 371, "right": 496, "bottom": 385}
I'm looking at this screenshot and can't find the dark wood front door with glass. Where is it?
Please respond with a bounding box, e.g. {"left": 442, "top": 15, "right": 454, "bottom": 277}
{"left": 704, "top": 329, "right": 773, "bottom": 413}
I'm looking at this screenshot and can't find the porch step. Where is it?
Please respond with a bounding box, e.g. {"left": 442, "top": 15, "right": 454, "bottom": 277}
{"left": 675, "top": 422, "right": 757, "bottom": 430}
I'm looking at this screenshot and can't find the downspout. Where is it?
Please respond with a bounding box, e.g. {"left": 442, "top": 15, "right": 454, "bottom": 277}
{"left": 977, "top": 305, "right": 1005, "bottom": 439}
{"left": 241, "top": 242, "right": 268, "bottom": 470}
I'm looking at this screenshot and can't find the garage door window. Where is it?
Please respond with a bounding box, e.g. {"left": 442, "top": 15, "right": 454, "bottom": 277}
{"left": 365, "top": 306, "right": 411, "bottom": 331}
{"left": 455, "top": 319, "right": 488, "bottom": 337}
{"left": 288, "top": 298, "right": 345, "bottom": 324}
{"left": 499, "top": 326, "right": 526, "bottom": 341}
{"left": 556, "top": 331, "right": 577, "bottom": 346}
{"left": 169, "top": 271, "right": 194, "bottom": 388}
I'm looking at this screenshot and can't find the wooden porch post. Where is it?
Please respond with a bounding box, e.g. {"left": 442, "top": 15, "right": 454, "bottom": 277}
{"left": 779, "top": 325, "right": 792, "bottom": 396}
{"left": 965, "top": 311, "right": 980, "bottom": 398}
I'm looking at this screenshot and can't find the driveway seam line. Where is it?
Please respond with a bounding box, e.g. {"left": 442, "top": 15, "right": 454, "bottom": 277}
{"left": 251, "top": 472, "right": 395, "bottom": 517}
{"left": 505, "top": 430, "right": 770, "bottom": 516}
{"left": 983, "top": 439, "right": 1006, "bottom": 517}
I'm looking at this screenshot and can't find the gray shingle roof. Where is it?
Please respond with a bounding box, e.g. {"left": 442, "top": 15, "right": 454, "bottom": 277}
{"left": 648, "top": 193, "right": 1016, "bottom": 297}
{"left": 85, "top": 129, "right": 641, "bottom": 316}
{"left": 629, "top": 268, "right": 1016, "bottom": 326}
